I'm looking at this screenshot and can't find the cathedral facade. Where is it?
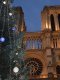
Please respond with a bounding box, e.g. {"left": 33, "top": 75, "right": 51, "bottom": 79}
{"left": 16, "top": 6, "right": 60, "bottom": 79}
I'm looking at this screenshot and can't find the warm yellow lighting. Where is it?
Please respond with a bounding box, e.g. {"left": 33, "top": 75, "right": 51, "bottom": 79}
{"left": 46, "top": 21, "right": 48, "bottom": 29}
{"left": 42, "top": 75, "right": 47, "bottom": 78}
{"left": 21, "top": 27, "right": 24, "bottom": 32}
{"left": 21, "top": 20, "right": 24, "bottom": 32}
{"left": 49, "top": 24, "right": 51, "bottom": 29}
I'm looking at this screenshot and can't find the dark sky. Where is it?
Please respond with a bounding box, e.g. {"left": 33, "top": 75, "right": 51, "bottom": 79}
{"left": 13, "top": 0, "right": 60, "bottom": 32}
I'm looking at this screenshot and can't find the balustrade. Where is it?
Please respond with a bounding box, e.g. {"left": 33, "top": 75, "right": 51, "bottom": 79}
{"left": 23, "top": 32, "right": 42, "bottom": 50}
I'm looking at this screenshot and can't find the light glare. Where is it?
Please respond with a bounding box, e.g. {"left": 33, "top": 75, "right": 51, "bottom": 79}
{"left": 12, "top": 27, "right": 16, "bottom": 31}
{"left": 3, "top": 1, "right": 6, "bottom": 4}
{"left": 16, "top": 52, "right": 18, "bottom": 55}
{"left": 13, "top": 67, "right": 19, "bottom": 73}
{"left": 9, "top": 12, "right": 12, "bottom": 16}
{"left": 0, "top": 37, "right": 5, "bottom": 42}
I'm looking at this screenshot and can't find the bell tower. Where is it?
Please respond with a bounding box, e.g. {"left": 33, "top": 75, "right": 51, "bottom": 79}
{"left": 41, "top": 6, "right": 60, "bottom": 78}
{"left": 41, "top": 6, "right": 60, "bottom": 31}
{"left": 14, "top": 7, "right": 26, "bottom": 32}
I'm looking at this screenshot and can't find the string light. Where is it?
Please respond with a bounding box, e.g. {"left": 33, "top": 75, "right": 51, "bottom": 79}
{"left": 16, "top": 52, "right": 18, "bottom": 55}
{"left": 0, "top": 37, "right": 5, "bottom": 42}
{"left": 9, "top": 12, "right": 13, "bottom": 16}
{"left": 3, "top": 1, "right": 6, "bottom": 4}
{"left": 13, "top": 67, "right": 19, "bottom": 73}
{"left": 12, "top": 27, "right": 16, "bottom": 31}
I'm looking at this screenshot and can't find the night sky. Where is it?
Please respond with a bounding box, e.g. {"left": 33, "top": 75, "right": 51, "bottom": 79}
{"left": 13, "top": 0, "right": 60, "bottom": 32}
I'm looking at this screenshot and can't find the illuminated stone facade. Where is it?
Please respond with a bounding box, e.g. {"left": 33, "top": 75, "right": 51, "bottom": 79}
{"left": 16, "top": 6, "right": 60, "bottom": 79}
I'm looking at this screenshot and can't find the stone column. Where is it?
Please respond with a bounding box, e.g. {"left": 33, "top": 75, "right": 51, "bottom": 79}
{"left": 41, "top": 10, "right": 48, "bottom": 30}
{"left": 48, "top": 15, "right": 51, "bottom": 30}
{"left": 46, "top": 12, "right": 49, "bottom": 29}
{"left": 32, "top": 40, "right": 35, "bottom": 49}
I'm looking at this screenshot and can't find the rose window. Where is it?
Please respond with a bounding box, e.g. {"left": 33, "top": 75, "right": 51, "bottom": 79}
{"left": 25, "top": 58, "right": 43, "bottom": 76}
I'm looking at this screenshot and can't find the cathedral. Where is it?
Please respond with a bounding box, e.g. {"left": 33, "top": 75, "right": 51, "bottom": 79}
{"left": 1, "top": 5, "right": 60, "bottom": 80}
{"left": 15, "top": 6, "right": 60, "bottom": 79}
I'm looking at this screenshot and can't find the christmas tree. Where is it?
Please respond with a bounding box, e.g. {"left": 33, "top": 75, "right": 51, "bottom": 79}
{"left": 0, "top": 0, "right": 14, "bottom": 79}
{"left": 0, "top": 0, "right": 28, "bottom": 80}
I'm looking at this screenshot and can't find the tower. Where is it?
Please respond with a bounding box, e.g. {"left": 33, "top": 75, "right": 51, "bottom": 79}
{"left": 14, "top": 7, "right": 26, "bottom": 32}
{"left": 41, "top": 6, "right": 60, "bottom": 78}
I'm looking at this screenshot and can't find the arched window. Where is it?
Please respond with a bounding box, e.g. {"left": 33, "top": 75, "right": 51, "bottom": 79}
{"left": 50, "top": 14, "right": 55, "bottom": 31}
{"left": 58, "top": 14, "right": 60, "bottom": 29}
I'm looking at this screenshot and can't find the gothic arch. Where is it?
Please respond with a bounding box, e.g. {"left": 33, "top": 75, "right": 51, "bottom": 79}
{"left": 50, "top": 14, "right": 55, "bottom": 31}
{"left": 58, "top": 14, "right": 60, "bottom": 29}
